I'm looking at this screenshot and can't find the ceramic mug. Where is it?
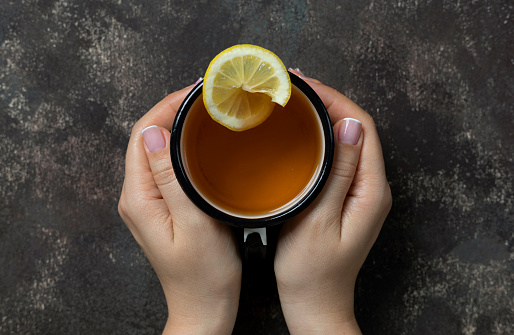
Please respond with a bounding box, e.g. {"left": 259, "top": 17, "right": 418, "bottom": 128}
{"left": 170, "top": 72, "right": 334, "bottom": 259}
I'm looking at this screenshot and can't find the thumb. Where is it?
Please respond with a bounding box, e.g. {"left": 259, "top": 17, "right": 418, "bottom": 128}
{"left": 321, "top": 118, "right": 363, "bottom": 211}
{"left": 141, "top": 125, "right": 185, "bottom": 212}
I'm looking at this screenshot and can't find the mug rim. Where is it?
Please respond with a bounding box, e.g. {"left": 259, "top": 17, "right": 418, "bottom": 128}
{"left": 170, "top": 72, "right": 334, "bottom": 228}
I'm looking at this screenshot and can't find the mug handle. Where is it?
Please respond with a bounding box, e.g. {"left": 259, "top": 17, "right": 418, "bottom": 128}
{"left": 243, "top": 228, "right": 267, "bottom": 260}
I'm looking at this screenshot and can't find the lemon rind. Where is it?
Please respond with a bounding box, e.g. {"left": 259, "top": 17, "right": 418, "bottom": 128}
{"left": 203, "top": 44, "right": 291, "bottom": 131}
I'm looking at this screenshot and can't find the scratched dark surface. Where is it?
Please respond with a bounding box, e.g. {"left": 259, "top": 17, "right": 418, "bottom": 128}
{"left": 1, "top": 1, "right": 513, "bottom": 334}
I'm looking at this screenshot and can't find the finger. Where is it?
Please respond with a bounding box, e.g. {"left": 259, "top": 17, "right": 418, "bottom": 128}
{"left": 320, "top": 118, "right": 363, "bottom": 214}
{"left": 340, "top": 115, "right": 391, "bottom": 252}
{"left": 288, "top": 68, "right": 322, "bottom": 84}
{"left": 124, "top": 84, "right": 195, "bottom": 199}
{"left": 303, "top": 78, "right": 391, "bottom": 246}
{"left": 131, "top": 83, "right": 197, "bottom": 135}
{"left": 289, "top": 68, "right": 369, "bottom": 124}
{"left": 122, "top": 84, "right": 196, "bottom": 232}
{"left": 313, "top": 84, "right": 368, "bottom": 124}
{"left": 141, "top": 125, "right": 192, "bottom": 214}
{"left": 118, "top": 181, "right": 148, "bottom": 248}
{"left": 292, "top": 74, "right": 391, "bottom": 233}
{"left": 302, "top": 78, "right": 388, "bottom": 196}
{"left": 143, "top": 126, "right": 214, "bottom": 241}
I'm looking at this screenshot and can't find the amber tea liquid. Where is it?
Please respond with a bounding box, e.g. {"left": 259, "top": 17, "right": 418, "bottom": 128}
{"left": 181, "top": 85, "right": 324, "bottom": 218}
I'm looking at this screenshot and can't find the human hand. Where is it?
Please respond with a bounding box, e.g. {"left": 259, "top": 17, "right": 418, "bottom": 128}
{"left": 118, "top": 83, "right": 242, "bottom": 335}
{"left": 274, "top": 69, "right": 392, "bottom": 334}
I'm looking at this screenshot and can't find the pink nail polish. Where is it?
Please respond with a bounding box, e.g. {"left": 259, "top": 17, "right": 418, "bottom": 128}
{"left": 289, "top": 68, "right": 304, "bottom": 76}
{"left": 142, "top": 125, "right": 166, "bottom": 153}
{"left": 290, "top": 68, "right": 313, "bottom": 82}
{"left": 338, "top": 118, "right": 362, "bottom": 145}
{"left": 194, "top": 77, "right": 203, "bottom": 85}
{"left": 295, "top": 68, "right": 306, "bottom": 76}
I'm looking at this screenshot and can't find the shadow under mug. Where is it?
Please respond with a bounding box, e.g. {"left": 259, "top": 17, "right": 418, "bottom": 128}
{"left": 170, "top": 72, "right": 334, "bottom": 259}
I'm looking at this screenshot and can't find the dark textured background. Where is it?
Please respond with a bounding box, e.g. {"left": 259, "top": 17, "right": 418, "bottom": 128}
{"left": 1, "top": 0, "right": 512, "bottom": 334}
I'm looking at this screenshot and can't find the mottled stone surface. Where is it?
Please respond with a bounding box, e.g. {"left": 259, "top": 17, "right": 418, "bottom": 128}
{"left": 1, "top": 0, "right": 512, "bottom": 334}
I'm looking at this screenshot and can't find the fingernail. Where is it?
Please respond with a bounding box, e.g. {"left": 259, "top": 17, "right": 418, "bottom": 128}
{"left": 142, "top": 125, "right": 166, "bottom": 153}
{"left": 289, "top": 68, "right": 307, "bottom": 79}
{"left": 292, "top": 68, "right": 313, "bottom": 82}
{"left": 338, "top": 118, "right": 362, "bottom": 145}
{"left": 194, "top": 77, "right": 203, "bottom": 85}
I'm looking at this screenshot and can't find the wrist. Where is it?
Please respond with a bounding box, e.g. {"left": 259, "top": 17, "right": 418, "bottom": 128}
{"left": 162, "top": 286, "right": 240, "bottom": 335}
{"left": 281, "top": 302, "right": 361, "bottom": 335}
{"left": 279, "top": 288, "right": 360, "bottom": 335}
{"left": 163, "top": 315, "right": 235, "bottom": 335}
{"left": 285, "top": 313, "right": 361, "bottom": 335}
{"left": 163, "top": 299, "right": 238, "bottom": 335}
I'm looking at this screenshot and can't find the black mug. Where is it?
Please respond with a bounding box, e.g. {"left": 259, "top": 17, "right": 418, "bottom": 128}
{"left": 170, "top": 72, "right": 334, "bottom": 259}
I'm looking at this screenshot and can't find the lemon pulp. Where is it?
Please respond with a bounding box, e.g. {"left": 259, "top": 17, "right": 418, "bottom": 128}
{"left": 203, "top": 44, "right": 291, "bottom": 131}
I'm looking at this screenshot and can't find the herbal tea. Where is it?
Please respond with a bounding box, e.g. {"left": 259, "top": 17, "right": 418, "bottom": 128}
{"left": 181, "top": 85, "right": 324, "bottom": 217}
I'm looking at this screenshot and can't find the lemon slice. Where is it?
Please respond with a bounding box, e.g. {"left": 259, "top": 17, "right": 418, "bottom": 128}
{"left": 203, "top": 44, "right": 291, "bottom": 131}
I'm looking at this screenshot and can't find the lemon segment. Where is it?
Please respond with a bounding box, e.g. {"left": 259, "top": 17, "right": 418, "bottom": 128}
{"left": 203, "top": 44, "right": 291, "bottom": 131}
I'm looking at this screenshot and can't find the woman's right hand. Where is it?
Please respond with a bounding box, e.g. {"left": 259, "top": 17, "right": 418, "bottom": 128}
{"left": 118, "top": 84, "right": 242, "bottom": 335}
{"left": 274, "top": 69, "right": 392, "bottom": 334}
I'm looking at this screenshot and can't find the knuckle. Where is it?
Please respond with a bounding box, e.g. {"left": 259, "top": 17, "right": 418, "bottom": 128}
{"left": 117, "top": 199, "right": 125, "bottom": 217}
{"left": 359, "top": 178, "right": 392, "bottom": 212}
{"left": 152, "top": 159, "right": 176, "bottom": 187}
{"left": 362, "top": 113, "right": 376, "bottom": 128}
{"left": 331, "top": 157, "right": 358, "bottom": 180}
{"left": 383, "top": 182, "right": 393, "bottom": 211}
{"left": 373, "top": 180, "right": 393, "bottom": 212}
{"left": 118, "top": 191, "right": 128, "bottom": 217}
{"left": 118, "top": 196, "right": 133, "bottom": 226}
{"left": 131, "top": 119, "right": 144, "bottom": 138}
{"left": 118, "top": 186, "right": 142, "bottom": 222}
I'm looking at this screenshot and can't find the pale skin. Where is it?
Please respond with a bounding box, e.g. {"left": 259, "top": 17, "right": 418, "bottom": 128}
{"left": 118, "top": 84, "right": 242, "bottom": 334}
{"left": 118, "top": 70, "right": 392, "bottom": 334}
{"left": 276, "top": 69, "right": 392, "bottom": 334}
